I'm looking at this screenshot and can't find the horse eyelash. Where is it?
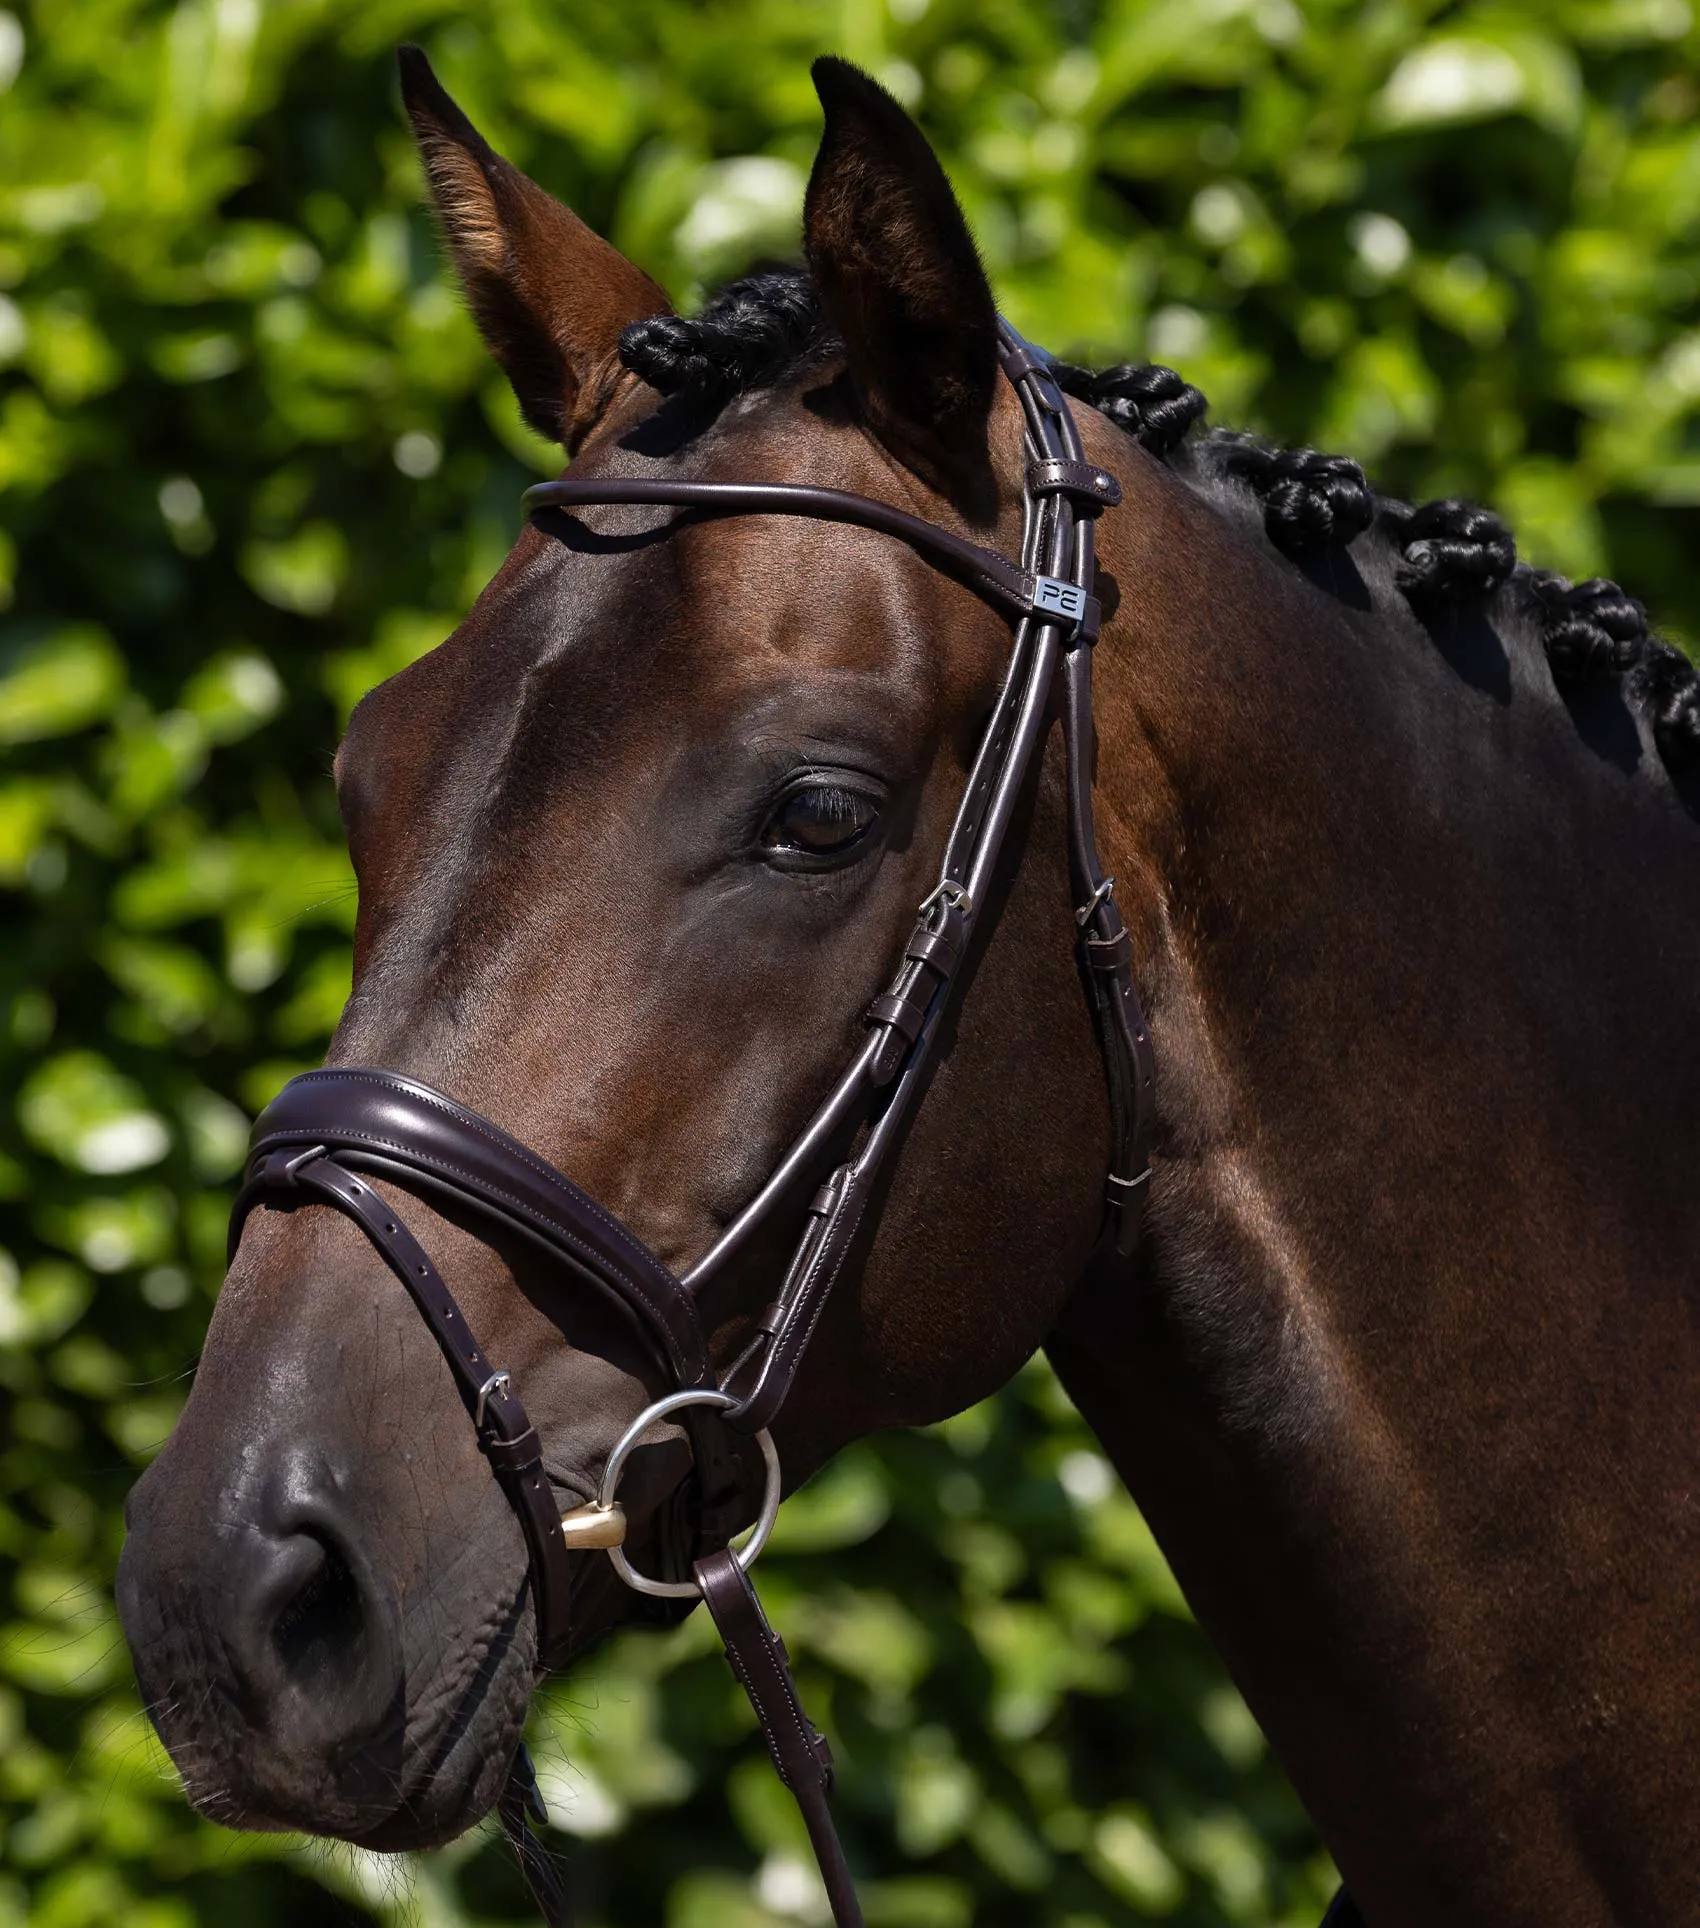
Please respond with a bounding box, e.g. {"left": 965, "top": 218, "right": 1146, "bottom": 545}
{"left": 786, "top": 782, "right": 876, "bottom": 823}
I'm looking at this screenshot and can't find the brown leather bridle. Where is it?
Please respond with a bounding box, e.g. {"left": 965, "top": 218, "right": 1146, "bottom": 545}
{"left": 230, "top": 324, "right": 1157, "bottom": 1926}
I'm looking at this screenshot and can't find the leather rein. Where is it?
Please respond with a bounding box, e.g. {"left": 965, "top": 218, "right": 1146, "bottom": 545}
{"left": 230, "top": 323, "right": 1157, "bottom": 1926}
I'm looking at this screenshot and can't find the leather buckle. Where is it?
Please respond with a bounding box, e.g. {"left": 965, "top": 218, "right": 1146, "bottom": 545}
{"left": 918, "top": 878, "right": 972, "bottom": 920}
{"left": 1084, "top": 927, "right": 1134, "bottom": 974}
{"left": 1076, "top": 877, "right": 1116, "bottom": 927}
{"left": 475, "top": 1369, "right": 512, "bottom": 1429}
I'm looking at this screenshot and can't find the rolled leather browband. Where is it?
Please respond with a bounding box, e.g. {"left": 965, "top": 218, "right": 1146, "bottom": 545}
{"left": 521, "top": 475, "right": 1106, "bottom": 643}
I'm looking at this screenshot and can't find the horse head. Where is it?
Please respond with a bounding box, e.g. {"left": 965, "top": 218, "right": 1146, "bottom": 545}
{"left": 117, "top": 55, "right": 1118, "bottom": 1849}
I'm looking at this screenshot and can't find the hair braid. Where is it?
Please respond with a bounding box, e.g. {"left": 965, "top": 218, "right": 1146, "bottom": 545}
{"left": 1635, "top": 641, "right": 1700, "bottom": 769}
{"left": 621, "top": 269, "right": 824, "bottom": 407}
{"left": 1212, "top": 436, "right": 1376, "bottom": 552}
{"left": 1383, "top": 498, "right": 1517, "bottom": 609}
{"left": 1519, "top": 569, "right": 1648, "bottom": 678}
{"left": 1052, "top": 361, "right": 1208, "bottom": 456}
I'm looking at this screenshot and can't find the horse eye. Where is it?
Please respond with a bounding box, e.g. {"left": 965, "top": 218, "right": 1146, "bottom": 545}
{"left": 763, "top": 781, "right": 880, "bottom": 859}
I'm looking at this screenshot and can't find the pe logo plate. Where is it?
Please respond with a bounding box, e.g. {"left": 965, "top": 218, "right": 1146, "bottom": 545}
{"left": 1033, "top": 576, "right": 1087, "bottom": 625}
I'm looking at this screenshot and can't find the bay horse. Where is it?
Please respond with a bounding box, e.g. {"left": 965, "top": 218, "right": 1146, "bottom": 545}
{"left": 117, "top": 50, "right": 1700, "bottom": 1928}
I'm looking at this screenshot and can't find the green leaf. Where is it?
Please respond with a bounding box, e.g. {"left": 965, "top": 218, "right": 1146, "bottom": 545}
{"left": 0, "top": 1258, "right": 89, "bottom": 1349}
{"left": 1090, "top": 1806, "right": 1185, "bottom": 1913}
{"left": 0, "top": 1571, "right": 123, "bottom": 1696}
{"left": 177, "top": 1086, "right": 249, "bottom": 1179}
{"left": 674, "top": 155, "right": 806, "bottom": 283}
{"left": 36, "top": 1188, "right": 176, "bottom": 1274}
{"left": 177, "top": 649, "right": 283, "bottom": 743}
{"left": 794, "top": 1588, "right": 933, "bottom": 1700}
{"left": 894, "top": 1727, "right": 979, "bottom": 1856}
{"left": 17, "top": 1051, "right": 170, "bottom": 1174}
{"left": 1372, "top": 25, "right": 1582, "bottom": 135}
{"left": 0, "top": 777, "right": 55, "bottom": 885}
{"left": 1494, "top": 455, "right": 1608, "bottom": 577}
{"left": 150, "top": 332, "right": 245, "bottom": 382}
{"left": 105, "top": 1393, "right": 183, "bottom": 1463}
{"left": 99, "top": 934, "right": 227, "bottom": 1037}
{"left": 769, "top": 1445, "right": 891, "bottom": 1552}
{"left": 239, "top": 521, "right": 348, "bottom": 615}
{"left": 0, "top": 625, "right": 124, "bottom": 744}
{"left": 101, "top": 709, "right": 209, "bottom": 820}
{"left": 861, "top": 1877, "right": 973, "bottom": 1928}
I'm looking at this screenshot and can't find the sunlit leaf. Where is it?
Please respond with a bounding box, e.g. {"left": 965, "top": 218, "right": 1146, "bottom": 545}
{"left": 17, "top": 1052, "right": 170, "bottom": 1175}
{"left": 0, "top": 625, "right": 123, "bottom": 744}
{"left": 177, "top": 649, "right": 283, "bottom": 743}
{"left": 769, "top": 1445, "right": 892, "bottom": 1553}
{"left": 239, "top": 521, "right": 348, "bottom": 615}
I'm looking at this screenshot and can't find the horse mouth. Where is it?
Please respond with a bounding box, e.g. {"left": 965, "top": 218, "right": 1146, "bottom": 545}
{"left": 125, "top": 1533, "right": 540, "bottom": 1853}
{"left": 162, "top": 1646, "right": 528, "bottom": 1850}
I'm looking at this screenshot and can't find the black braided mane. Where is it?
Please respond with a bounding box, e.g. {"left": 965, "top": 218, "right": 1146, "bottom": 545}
{"left": 621, "top": 269, "right": 825, "bottom": 410}
{"left": 619, "top": 268, "right": 1698, "bottom": 780}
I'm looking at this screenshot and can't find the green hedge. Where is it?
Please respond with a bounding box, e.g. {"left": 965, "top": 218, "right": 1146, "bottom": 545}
{"left": 2, "top": 2, "right": 1695, "bottom": 1923}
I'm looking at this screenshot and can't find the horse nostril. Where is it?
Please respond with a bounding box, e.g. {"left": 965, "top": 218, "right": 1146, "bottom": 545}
{"left": 121, "top": 1442, "right": 412, "bottom": 1838}
{"left": 269, "top": 1530, "right": 365, "bottom": 1684}
{"left": 222, "top": 1458, "right": 405, "bottom": 1776}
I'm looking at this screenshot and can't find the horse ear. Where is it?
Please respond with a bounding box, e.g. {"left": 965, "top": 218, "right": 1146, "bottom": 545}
{"left": 398, "top": 45, "right": 670, "bottom": 450}
{"left": 804, "top": 57, "right": 999, "bottom": 517}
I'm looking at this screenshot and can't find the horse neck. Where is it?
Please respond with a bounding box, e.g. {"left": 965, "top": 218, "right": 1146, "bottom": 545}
{"left": 1046, "top": 436, "right": 1700, "bottom": 1927}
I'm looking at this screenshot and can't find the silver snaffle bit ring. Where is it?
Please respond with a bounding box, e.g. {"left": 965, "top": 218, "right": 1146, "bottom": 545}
{"left": 597, "top": 1387, "right": 782, "bottom": 1600}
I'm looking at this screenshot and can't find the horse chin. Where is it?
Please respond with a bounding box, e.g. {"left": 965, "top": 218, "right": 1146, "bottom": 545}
{"left": 359, "top": 1661, "right": 535, "bottom": 1852}
{"left": 149, "top": 1629, "right": 533, "bottom": 1851}
{"left": 347, "top": 1710, "right": 526, "bottom": 1853}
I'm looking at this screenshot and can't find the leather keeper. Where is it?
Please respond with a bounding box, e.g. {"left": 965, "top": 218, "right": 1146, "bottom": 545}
{"left": 904, "top": 925, "right": 961, "bottom": 976}
{"left": 481, "top": 1426, "right": 542, "bottom": 1473}
{"left": 999, "top": 342, "right": 1049, "bottom": 381}
{"left": 1028, "top": 457, "right": 1122, "bottom": 509}
{"left": 1074, "top": 595, "right": 1102, "bottom": 643}
{"left": 1084, "top": 927, "right": 1134, "bottom": 973}
{"left": 867, "top": 989, "right": 928, "bottom": 1046}
{"left": 1000, "top": 344, "right": 1064, "bottom": 413}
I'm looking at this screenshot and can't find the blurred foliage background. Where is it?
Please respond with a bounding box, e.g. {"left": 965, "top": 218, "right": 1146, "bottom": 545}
{"left": 1, "top": 0, "right": 1696, "bottom": 1923}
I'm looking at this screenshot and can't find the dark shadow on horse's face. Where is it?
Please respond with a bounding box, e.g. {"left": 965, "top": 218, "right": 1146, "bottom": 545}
{"left": 118, "top": 56, "right": 1113, "bottom": 1847}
